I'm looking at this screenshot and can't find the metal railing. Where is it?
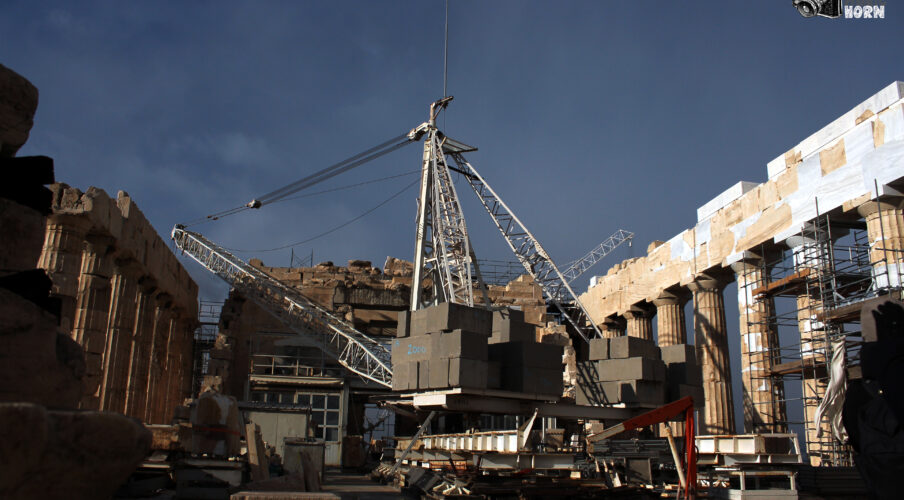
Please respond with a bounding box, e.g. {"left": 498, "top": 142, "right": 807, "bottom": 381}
{"left": 251, "top": 353, "right": 343, "bottom": 378}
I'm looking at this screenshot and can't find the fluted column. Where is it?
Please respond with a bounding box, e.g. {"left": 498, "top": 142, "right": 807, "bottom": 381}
{"left": 601, "top": 316, "right": 626, "bottom": 338}
{"left": 164, "top": 324, "right": 185, "bottom": 417}
{"left": 144, "top": 293, "right": 173, "bottom": 423}
{"left": 653, "top": 291, "right": 688, "bottom": 347}
{"left": 787, "top": 235, "right": 832, "bottom": 465}
{"left": 654, "top": 291, "right": 689, "bottom": 437}
{"left": 72, "top": 234, "right": 116, "bottom": 409}
{"left": 38, "top": 214, "right": 92, "bottom": 332}
{"left": 731, "top": 259, "right": 786, "bottom": 433}
{"left": 689, "top": 274, "right": 735, "bottom": 435}
{"left": 157, "top": 309, "right": 186, "bottom": 423}
{"left": 624, "top": 304, "right": 654, "bottom": 341}
{"left": 181, "top": 323, "right": 196, "bottom": 400}
{"left": 858, "top": 198, "right": 904, "bottom": 289}
{"left": 99, "top": 258, "right": 142, "bottom": 413}
{"left": 124, "top": 278, "right": 157, "bottom": 419}
{"left": 164, "top": 316, "right": 193, "bottom": 418}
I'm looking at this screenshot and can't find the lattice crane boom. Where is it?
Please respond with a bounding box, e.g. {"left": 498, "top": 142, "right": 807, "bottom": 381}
{"left": 448, "top": 153, "right": 603, "bottom": 344}
{"left": 562, "top": 229, "right": 634, "bottom": 283}
{"left": 171, "top": 227, "right": 392, "bottom": 387}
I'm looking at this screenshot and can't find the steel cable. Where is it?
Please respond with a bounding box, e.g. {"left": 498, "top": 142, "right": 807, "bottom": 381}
{"left": 223, "top": 177, "right": 420, "bottom": 253}
{"left": 179, "top": 132, "right": 414, "bottom": 227}
{"left": 256, "top": 133, "right": 411, "bottom": 205}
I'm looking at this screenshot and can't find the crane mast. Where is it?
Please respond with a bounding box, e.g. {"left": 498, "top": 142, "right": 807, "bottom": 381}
{"left": 409, "top": 97, "right": 484, "bottom": 311}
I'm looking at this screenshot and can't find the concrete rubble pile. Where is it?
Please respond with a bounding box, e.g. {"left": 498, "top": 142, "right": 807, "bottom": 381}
{"left": 576, "top": 336, "right": 703, "bottom": 408}
{"left": 392, "top": 302, "right": 563, "bottom": 397}
{"left": 0, "top": 63, "right": 151, "bottom": 500}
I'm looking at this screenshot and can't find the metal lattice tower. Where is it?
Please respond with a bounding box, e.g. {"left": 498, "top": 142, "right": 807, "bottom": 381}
{"left": 410, "top": 97, "right": 484, "bottom": 311}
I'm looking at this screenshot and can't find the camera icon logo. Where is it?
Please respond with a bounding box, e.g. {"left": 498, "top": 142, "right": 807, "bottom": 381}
{"left": 793, "top": 0, "right": 842, "bottom": 18}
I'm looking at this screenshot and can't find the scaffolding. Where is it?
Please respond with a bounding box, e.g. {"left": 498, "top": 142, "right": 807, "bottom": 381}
{"left": 738, "top": 197, "right": 904, "bottom": 467}
{"left": 475, "top": 259, "right": 526, "bottom": 286}
{"left": 191, "top": 300, "right": 222, "bottom": 396}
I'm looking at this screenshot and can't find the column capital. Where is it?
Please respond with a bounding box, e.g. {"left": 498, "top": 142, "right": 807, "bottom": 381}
{"left": 46, "top": 212, "right": 93, "bottom": 231}
{"left": 730, "top": 258, "right": 764, "bottom": 275}
{"left": 169, "top": 305, "right": 188, "bottom": 320}
{"left": 154, "top": 292, "right": 173, "bottom": 308}
{"left": 113, "top": 257, "right": 144, "bottom": 278}
{"left": 602, "top": 314, "right": 626, "bottom": 330}
{"left": 605, "top": 314, "right": 625, "bottom": 325}
{"left": 84, "top": 232, "right": 116, "bottom": 248}
{"left": 687, "top": 273, "right": 729, "bottom": 292}
{"left": 623, "top": 302, "right": 655, "bottom": 319}
{"left": 781, "top": 221, "right": 849, "bottom": 249}
{"left": 652, "top": 295, "right": 680, "bottom": 307}
{"left": 653, "top": 286, "right": 691, "bottom": 306}
{"left": 138, "top": 276, "right": 158, "bottom": 294}
{"left": 857, "top": 196, "right": 904, "bottom": 218}
{"left": 782, "top": 234, "right": 818, "bottom": 250}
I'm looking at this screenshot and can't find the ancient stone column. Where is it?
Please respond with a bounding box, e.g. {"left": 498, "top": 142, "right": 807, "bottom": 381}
{"left": 144, "top": 294, "right": 173, "bottom": 424}
{"left": 124, "top": 278, "right": 157, "bottom": 419}
{"left": 786, "top": 235, "right": 833, "bottom": 465}
{"left": 163, "top": 328, "right": 184, "bottom": 417}
{"left": 181, "top": 318, "right": 197, "bottom": 400}
{"left": 164, "top": 317, "right": 193, "bottom": 417}
{"left": 689, "top": 274, "right": 735, "bottom": 435}
{"left": 858, "top": 198, "right": 904, "bottom": 289}
{"left": 731, "top": 258, "right": 786, "bottom": 433}
{"left": 601, "top": 316, "right": 626, "bottom": 338}
{"left": 653, "top": 291, "right": 688, "bottom": 346}
{"left": 624, "top": 304, "right": 654, "bottom": 341}
{"left": 99, "top": 258, "right": 142, "bottom": 413}
{"left": 153, "top": 314, "right": 171, "bottom": 423}
{"left": 71, "top": 234, "right": 116, "bottom": 409}
{"left": 653, "top": 291, "right": 690, "bottom": 438}
{"left": 37, "top": 214, "right": 92, "bottom": 332}
{"left": 156, "top": 309, "right": 187, "bottom": 423}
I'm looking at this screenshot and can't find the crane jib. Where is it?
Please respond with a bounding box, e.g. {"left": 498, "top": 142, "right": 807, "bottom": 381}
{"left": 171, "top": 227, "right": 392, "bottom": 388}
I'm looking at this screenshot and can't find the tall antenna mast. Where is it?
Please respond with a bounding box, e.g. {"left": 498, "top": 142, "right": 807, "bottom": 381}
{"left": 443, "top": 0, "right": 449, "bottom": 97}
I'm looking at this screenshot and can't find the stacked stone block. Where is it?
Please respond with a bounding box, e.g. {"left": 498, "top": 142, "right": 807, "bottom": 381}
{"left": 660, "top": 344, "right": 704, "bottom": 407}
{"left": 489, "top": 340, "right": 563, "bottom": 395}
{"left": 392, "top": 302, "right": 491, "bottom": 392}
{"left": 576, "top": 337, "right": 703, "bottom": 409}
{"left": 391, "top": 303, "right": 563, "bottom": 397}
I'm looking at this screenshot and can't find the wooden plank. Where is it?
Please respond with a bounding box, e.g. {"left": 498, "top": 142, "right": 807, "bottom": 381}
{"left": 752, "top": 268, "right": 811, "bottom": 297}
{"left": 816, "top": 294, "right": 891, "bottom": 323}
{"left": 768, "top": 358, "right": 826, "bottom": 378}
{"left": 245, "top": 423, "right": 270, "bottom": 482}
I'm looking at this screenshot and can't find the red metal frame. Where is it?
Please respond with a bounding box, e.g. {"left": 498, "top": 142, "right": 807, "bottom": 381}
{"left": 588, "top": 396, "right": 697, "bottom": 498}
{"left": 684, "top": 402, "right": 696, "bottom": 499}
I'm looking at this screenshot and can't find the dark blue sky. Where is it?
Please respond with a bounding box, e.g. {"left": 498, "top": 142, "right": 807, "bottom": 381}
{"left": 4, "top": 1, "right": 901, "bottom": 431}
{"left": 4, "top": 1, "right": 901, "bottom": 299}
